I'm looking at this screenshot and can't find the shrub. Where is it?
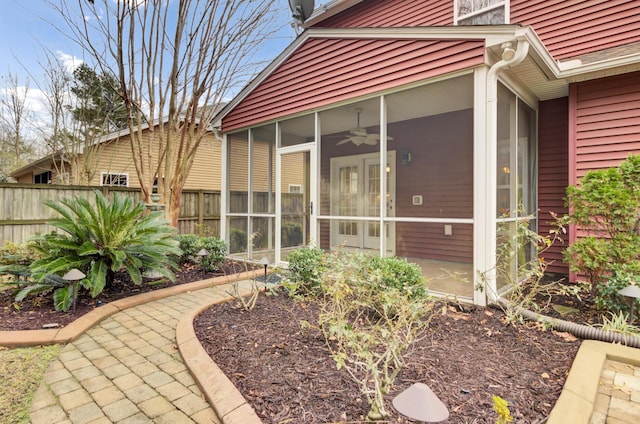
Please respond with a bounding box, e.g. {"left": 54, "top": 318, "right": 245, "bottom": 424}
{"left": 284, "top": 244, "right": 325, "bottom": 296}
{"left": 317, "top": 250, "right": 434, "bottom": 420}
{"left": 20, "top": 191, "right": 181, "bottom": 311}
{"left": 177, "top": 234, "right": 227, "bottom": 272}
{"left": 562, "top": 154, "right": 640, "bottom": 288}
{"left": 178, "top": 234, "right": 200, "bottom": 264}
{"left": 594, "top": 262, "right": 640, "bottom": 314}
{"left": 366, "top": 256, "right": 426, "bottom": 299}
{"left": 0, "top": 241, "right": 41, "bottom": 284}
{"left": 198, "top": 236, "right": 227, "bottom": 272}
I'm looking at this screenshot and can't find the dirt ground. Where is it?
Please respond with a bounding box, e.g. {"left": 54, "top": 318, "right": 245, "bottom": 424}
{"left": 195, "top": 290, "right": 581, "bottom": 423}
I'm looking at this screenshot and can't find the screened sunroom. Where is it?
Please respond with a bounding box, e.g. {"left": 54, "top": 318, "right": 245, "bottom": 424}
{"left": 220, "top": 66, "right": 537, "bottom": 304}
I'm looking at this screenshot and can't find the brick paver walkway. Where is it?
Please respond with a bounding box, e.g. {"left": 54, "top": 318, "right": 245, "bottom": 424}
{"left": 29, "top": 282, "right": 251, "bottom": 424}
{"left": 591, "top": 359, "right": 640, "bottom": 423}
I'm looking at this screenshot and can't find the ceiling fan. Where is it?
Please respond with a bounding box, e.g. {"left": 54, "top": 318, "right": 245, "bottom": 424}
{"left": 336, "top": 108, "right": 394, "bottom": 146}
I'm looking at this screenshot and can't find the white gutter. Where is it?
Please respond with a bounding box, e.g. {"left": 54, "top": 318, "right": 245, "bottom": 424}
{"left": 480, "top": 39, "right": 530, "bottom": 305}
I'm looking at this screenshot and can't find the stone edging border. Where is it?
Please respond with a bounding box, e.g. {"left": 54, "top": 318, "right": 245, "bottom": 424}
{"left": 0, "top": 270, "right": 262, "bottom": 347}
{"left": 547, "top": 340, "right": 640, "bottom": 423}
{"left": 176, "top": 294, "right": 263, "bottom": 424}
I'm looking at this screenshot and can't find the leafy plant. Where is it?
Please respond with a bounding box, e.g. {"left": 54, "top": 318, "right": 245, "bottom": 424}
{"left": 492, "top": 395, "right": 513, "bottom": 424}
{"left": 177, "top": 234, "right": 227, "bottom": 272}
{"left": 284, "top": 244, "right": 325, "bottom": 297}
{"left": 366, "top": 255, "right": 426, "bottom": 299}
{"left": 18, "top": 191, "right": 181, "bottom": 311}
{"left": 198, "top": 236, "right": 227, "bottom": 272}
{"left": 177, "top": 233, "right": 200, "bottom": 263}
{"left": 594, "top": 263, "right": 640, "bottom": 315}
{"left": 0, "top": 241, "right": 41, "bottom": 284}
{"left": 593, "top": 311, "right": 640, "bottom": 336}
{"left": 561, "top": 154, "right": 640, "bottom": 288}
{"left": 487, "top": 213, "right": 568, "bottom": 324}
{"left": 317, "top": 250, "right": 434, "bottom": 420}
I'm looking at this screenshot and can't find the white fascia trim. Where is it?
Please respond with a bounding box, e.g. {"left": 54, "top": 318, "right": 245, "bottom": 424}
{"left": 306, "top": 26, "right": 524, "bottom": 45}
{"left": 517, "top": 27, "right": 640, "bottom": 80}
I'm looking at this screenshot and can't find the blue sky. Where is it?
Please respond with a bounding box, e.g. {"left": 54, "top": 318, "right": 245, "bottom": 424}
{"left": 0, "top": 0, "right": 299, "bottom": 136}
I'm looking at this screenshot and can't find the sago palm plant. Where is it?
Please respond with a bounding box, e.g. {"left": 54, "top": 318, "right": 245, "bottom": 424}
{"left": 20, "top": 191, "right": 181, "bottom": 311}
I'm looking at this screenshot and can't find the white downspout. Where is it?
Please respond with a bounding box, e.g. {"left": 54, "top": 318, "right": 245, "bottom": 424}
{"left": 482, "top": 40, "right": 529, "bottom": 304}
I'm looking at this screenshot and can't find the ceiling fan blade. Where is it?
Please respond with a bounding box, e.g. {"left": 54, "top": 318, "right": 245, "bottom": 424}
{"left": 336, "top": 138, "right": 351, "bottom": 145}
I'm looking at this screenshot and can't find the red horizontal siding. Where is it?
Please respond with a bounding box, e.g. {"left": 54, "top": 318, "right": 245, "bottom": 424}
{"left": 573, "top": 72, "right": 640, "bottom": 178}
{"left": 538, "top": 97, "right": 569, "bottom": 275}
{"left": 222, "top": 38, "right": 484, "bottom": 132}
{"left": 511, "top": 0, "right": 640, "bottom": 60}
{"left": 313, "top": 0, "right": 453, "bottom": 28}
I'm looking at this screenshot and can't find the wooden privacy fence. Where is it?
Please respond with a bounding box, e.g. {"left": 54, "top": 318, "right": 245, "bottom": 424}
{"left": 0, "top": 184, "right": 221, "bottom": 245}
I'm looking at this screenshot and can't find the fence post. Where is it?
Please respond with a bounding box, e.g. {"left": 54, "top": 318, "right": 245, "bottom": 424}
{"left": 198, "top": 190, "right": 204, "bottom": 236}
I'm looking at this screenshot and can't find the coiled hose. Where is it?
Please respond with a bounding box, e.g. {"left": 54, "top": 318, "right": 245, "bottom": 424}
{"left": 497, "top": 298, "right": 640, "bottom": 348}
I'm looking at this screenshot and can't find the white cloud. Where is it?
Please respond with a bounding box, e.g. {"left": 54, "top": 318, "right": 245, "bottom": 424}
{"left": 56, "top": 51, "right": 83, "bottom": 74}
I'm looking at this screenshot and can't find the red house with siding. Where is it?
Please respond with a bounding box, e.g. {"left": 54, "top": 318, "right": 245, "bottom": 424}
{"left": 215, "top": 0, "right": 640, "bottom": 305}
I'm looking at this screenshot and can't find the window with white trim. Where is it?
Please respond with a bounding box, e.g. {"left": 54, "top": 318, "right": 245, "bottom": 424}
{"left": 101, "top": 172, "right": 129, "bottom": 187}
{"left": 455, "top": 0, "right": 507, "bottom": 25}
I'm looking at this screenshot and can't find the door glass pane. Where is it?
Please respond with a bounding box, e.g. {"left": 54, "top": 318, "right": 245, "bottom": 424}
{"left": 280, "top": 151, "right": 310, "bottom": 261}
{"left": 338, "top": 165, "right": 358, "bottom": 236}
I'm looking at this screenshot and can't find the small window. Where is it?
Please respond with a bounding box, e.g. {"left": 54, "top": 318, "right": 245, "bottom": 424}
{"left": 455, "top": 0, "right": 507, "bottom": 25}
{"left": 101, "top": 172, "right": 129, "bottom": 187}
{"left": 288, "top": 184, "right": 303, "bottom": 193}
{"left": 34, "top": 171, "right": 52, "bottom": 184}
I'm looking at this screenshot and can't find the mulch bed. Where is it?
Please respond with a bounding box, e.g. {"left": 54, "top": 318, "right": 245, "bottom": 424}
{"left": 1, "top": 264, "right": 590, "bottom": 422}
{"left": 195, "top": 290, "right": 581, "bottom": 423}
{"left": 0, "top": 261, "right": 253, "bottom": 331}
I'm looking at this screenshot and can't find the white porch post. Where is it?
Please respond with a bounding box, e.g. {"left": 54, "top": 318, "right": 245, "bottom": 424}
{"left": 473, "top": 66, "right": 490, "bottom": 306}
{"left": 275, "top": 122, "right": 282, "bottom": 265}
{"left": 478, "top": 40, "right": 530, "bottom": 305}
{"left": 220, "top": 133, "right": 228, "bottom": 243}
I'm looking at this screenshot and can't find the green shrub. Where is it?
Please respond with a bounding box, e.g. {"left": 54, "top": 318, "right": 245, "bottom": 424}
{"left": 366, "top": 256, "right": 426, "bottom": 299}
{"left": 198, "top": 236, "right": 227, "bottom": 272}
{"left": 178, "top": 234, "right": 200, "bottom": 264}
{"left": 318, "top": 249, "right": 434, "bottom": 420}
{"left": 285, "top": 244, "right": 325, "bottom": 296}
{"left": 595, "top": 262, "right": 640, "bottom": 314}
{"left": 562, "top": 154, "right": 640, "bottom": 287}
{"left": 177, "top": 234, "right": 227, "bottom": 272}
{"left": 0, "top": 241, "right": 41, "bottom": 284}
{"left": 20, "top": 191, "right": 181, "bottom": 311}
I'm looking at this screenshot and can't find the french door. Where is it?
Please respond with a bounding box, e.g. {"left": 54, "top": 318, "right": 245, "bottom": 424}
{"left": 330, "top": 152, "right": 395, "bottom": 253}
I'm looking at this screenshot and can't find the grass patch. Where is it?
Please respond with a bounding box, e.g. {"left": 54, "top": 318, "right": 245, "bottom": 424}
{"left": 0, "top": 345, "right": 62, "bottom": 423}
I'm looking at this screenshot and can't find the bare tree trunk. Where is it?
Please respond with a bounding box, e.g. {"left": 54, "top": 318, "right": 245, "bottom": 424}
{"left": 50, "top": 0, "right": 280, "bottom": 224}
